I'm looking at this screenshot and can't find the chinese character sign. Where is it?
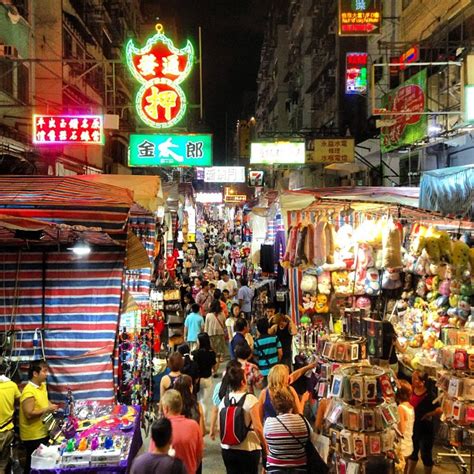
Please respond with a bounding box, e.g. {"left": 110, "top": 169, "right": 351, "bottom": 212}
{"left": 204, "top": 167, "right": 246, "bottom": 183}
{"left": 381, "top": 69, "right": 427, "bottom": 152}
{"left": 339, "top": 0, "right": 381, "bottom": 36}
{"left": 250, "top": 142, "right": 305, "bottom": 165}
{"left": 306, "top": 139, "right": 355, "bottom": 164}
{"left": 129, "top": 134, "right": 212, "bottom": 167}
{"left": 33, "top": 115, "right": 104, "bottom": 145}
{"left": 126, "top": 24, "right": 194, "bottom": 129}
{"left": 346, "top": 53, "right": 368, "bottom": 95}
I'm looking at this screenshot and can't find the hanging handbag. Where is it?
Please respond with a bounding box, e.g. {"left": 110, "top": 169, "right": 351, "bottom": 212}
{"left": 163, "top": 289, "right": 180, "bottom": 301}
{"left": 275, "top": 414, "right": 329, "bottom": 474}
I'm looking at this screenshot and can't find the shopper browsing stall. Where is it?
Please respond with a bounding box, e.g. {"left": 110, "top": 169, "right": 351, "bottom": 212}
{"left": 20, "top": 360, "right": 58, "bottom": 473}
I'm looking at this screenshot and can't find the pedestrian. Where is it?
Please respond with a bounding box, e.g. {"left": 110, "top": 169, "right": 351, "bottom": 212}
{"left": 237, "top": 278, "right": 254, "bottom": 321}
{"left": 222, "top": 289, "right": 232, "bottom": 313}
{"left": 219, "top": 365, "right": 267, "bottom": 474}
{"left": 160, "top": 352, "right": 184, "bottom": 399}
{"left": 131, "top": 417, "right": 186, "bottom": 474}
{"left": 191, "top": 277, "right": 202, "bottom": 300}
{"left": 160, "top": 390, "right": 204, "bottom": 474}
{"left": 204, "top": 300, "right": 227, "bottom": 363}
{"left": 173, "top": 374, "right": 206, "bottom": 439}
{"left": 20, "top": 360, "right": 59, "bottom": 473}
{"left": 217, "top": 270, "right": 238, "bottom": 299}
{"left": 258, "top": 364, "right": 304, "bottom": 424}
{"left": 0, "top": 363, "right": 20, "bottom": 474}
{"left": 406, "top": 371, "right": 441, "bottom": 474}
{"left": 229, "top": 317, "right": 249, "bottom": 359}
{"left": 183, "top": 292, "right": 195, "bottom": 316}
{"left": 193, "top": 333, "right": 218, "bottom": 427}
{"left": 264, "top": 387, "right": 311, "bottom": 473}
{"left": 253, "top": 318, "right": 282, "bottom": 384}
{"left": 253, "top": 288, "right": 268, "bottom": 320}
{"left": 196, "top": 281, "right": 213, "bottom": 315}
{"left": 177, "top": 343, "right": 200, "bottom": 394}
{"left": 268, "top": 313, "right": 297, "bottom": 370}
{"left": 397, "top": 379, "right": 415, "bottom": 472}
{"left": 184, "top": 303, "right": 204, "bottom": 352}
{"left": 213, "top": 289, "right": 229, "bottom": 317}
{"left": 234, "top": 343, "right": 263, "bottom": 395}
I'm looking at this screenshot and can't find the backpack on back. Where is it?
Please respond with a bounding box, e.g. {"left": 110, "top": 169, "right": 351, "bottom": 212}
{"left": 219, "top": 393, "right": 251, "bottom": 445}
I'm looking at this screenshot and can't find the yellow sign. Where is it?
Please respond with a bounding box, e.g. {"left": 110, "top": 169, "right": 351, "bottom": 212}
{"left": 306, "top": 138, "right": 355, "bottom": 164}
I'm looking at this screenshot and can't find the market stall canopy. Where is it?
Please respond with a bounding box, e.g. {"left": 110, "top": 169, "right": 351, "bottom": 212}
{"left": 126, "top": 230, "right": 152, "bottom": 270}
{"left": 324, "top": 163, "right": 365, "bottom": 174}
{"left": 77, "top": 174, "right": 163, "bottom": 212}
{"left": 281, "top": 187, "right": 420, "bottom": 210}
{"left": 419, "top": 164, "right": 474, "bottom": 219}
{"left": 0, "top": 176, "right": 134, "bottom": 234}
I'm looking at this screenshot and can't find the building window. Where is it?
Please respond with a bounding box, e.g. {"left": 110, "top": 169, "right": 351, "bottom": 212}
{"left": 0, "top": 60, "right": 14, "bottom": 96}
{"left": 63, "top": 30, "right": 73, "bottom": 59}
{"left": 17, "top": 63, "right": 29, "bottom": 103}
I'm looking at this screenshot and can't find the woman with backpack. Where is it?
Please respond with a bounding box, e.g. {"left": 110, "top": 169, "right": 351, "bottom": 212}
{"left": 218, "top": 365, "right": 267, "bottom": 474}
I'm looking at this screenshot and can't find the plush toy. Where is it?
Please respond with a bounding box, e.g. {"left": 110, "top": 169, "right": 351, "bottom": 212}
{"left": 416, "top": 278, "right": 427, "bottom": 298}
{"left": 437, "top": 231, "right": 452, "bottom": 262}
{"left": 300, "top": 314, "right": 312, "bottom": 326}
{"left": 301, "top": 274, "right": 318, "bottom": 293}
{"left": 315, "top": 294, "right": 329, "bottom": 313}
{"left": 348, "top": 270, "right": 366, "bottom": 295}
{"left": 414, "top": 250, "right": 431, "bottom": 276}
{"left": 365, "top": 268, "right": 381, "bottom": 296}
{"left": 331, "top": 270, "right": 350, "bottom": 295}
{"left": 299, "top": 293, "right": 315, "bottom": 316}
{"left": 356, "top": 296, "right": 371, "bottom": 312}
{"left": 439, "top": 279, "right": 451, "bottom": 297}
{"left": 452, "top": 240, "right": 470, "bottom": 274}
{"left": 357, "top": 243, "right": 374, "bottom": 270}
{"left": 410, "top": 224, "right": 428, "bottom": 256}
{"left": 374, "top": 248, "right": 384, "bottom": 270}
{"left": 382, "top": 269, "right": 402, "bottom": 290}
{"left": 382, "top": 222, "right": 403, "bottom": 268}
{"left": 317, "top": 271, "right": 332, "bottom": 295}
{"left": 424, "top": 228, "right": 441, "bottom": 263}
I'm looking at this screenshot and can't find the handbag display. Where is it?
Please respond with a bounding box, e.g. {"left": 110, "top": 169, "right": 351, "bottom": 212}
{"left": 163, "top": 289, "right": 180, "bottom": 301}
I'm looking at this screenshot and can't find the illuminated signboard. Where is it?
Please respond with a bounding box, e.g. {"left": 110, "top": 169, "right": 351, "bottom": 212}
{"left": 248, "top": 170, "right": 264, "bottom": 186}
{"left": 126, "top": 24, "right": 194, "bottom": 129}
{"left": 224, "top": 187, "right": 246, "bottom": 203}
{"left": 196, "top": 192, "right": 223, "bottom": 204}
{"left": 346, "top": 53, "right": 368, "bottom": 95}
{"left": 306, "top": 139, "right": 355, "bottom": 164}
{"left": 129, "top": 134, "right": 212, "bottom": 167}
{"left": 250, "top": 141, "right": 305, "bottom": 165}
{"left": 339, "top": 0, "right": 381, "bottom": 36}
{"left": 399, "top": 46, "right": 420, "bottom": 70}
{"left": 33, "top": 115, "right": 104, "bottom": 145}
{"left": 204, "top": 167, "right": 246, "bottom": 183}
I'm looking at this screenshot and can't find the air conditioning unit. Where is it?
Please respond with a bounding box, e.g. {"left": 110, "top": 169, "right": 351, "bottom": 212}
{"left": 0, "top": 44, "right": 19, "bottom": 58}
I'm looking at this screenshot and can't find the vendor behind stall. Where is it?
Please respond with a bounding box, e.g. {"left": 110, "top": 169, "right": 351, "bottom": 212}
{"left": 20, "top": 360, "right": 58, "bottom": 473}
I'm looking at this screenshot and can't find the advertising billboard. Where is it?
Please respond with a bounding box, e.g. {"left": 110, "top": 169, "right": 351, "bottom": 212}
{"left": 250, "top": 141, "right": 305, "bottom": 165}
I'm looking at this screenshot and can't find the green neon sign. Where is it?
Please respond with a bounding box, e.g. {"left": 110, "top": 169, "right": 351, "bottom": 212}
{"left": 125, "top": 24, "right": 194, "bottom": 129}
{"left": 129, "top": 134, "right": 213, "bottom": 167}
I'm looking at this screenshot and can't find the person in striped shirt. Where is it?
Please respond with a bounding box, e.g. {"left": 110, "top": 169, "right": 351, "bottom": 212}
{"left": 253, "top": 318, "right": 282, "bottom": 384}
{"left": 263, "top": 387, "right": 311, "bottom": 473}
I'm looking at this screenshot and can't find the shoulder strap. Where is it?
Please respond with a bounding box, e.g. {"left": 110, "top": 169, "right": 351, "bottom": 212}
{"left": 236, "top": 392, "right": 248, "bottom": 407}
{"left": 275, "top": 414, "right": 307, "bottom": 450}
{"left": 0, "top": 417, "right": 13, "bottom": 431}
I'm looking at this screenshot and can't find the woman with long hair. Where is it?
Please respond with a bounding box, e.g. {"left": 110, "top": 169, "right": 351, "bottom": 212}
{"left": 257, "top": 364, "right": 304, "bottom": 424}
{"left": 204, "top": 299, "right": 227, "bottom": 363}
{"left": 173, "top": 374, "right": 205, "bottom": 436}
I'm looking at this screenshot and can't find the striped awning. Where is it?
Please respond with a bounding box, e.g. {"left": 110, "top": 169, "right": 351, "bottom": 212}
{"left": 0, "top": 176, "right": 134, "bottom": 233}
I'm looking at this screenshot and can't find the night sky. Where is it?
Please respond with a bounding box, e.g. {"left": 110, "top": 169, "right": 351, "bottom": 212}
{"left": 142, "top": 0, "right": 271, "bottom": 163}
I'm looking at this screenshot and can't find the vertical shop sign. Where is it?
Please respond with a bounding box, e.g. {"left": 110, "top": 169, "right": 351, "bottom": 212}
{"left": 33, "top": 115, "right": 104, "bottom": 145}
{"left": 125, "top": 24, "right": 194, "bottom": 129}
{"left": 339, "top": 0, "right": 382, "bottom": 36}
{"left": 345, "top": 53, "right": 368, "bottom": 95}
{"left": 380, "top": 69, "right": 427, "bottom": 152}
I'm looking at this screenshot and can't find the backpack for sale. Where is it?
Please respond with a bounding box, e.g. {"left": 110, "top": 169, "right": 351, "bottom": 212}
{"left": 219, "top": 393, "right": 251, "bottom": 445}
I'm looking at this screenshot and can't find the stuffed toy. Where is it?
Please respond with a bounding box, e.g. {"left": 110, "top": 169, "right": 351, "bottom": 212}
{"left": 414, "top": 250, "right": 431, "bottom": 276}
{"left": 294, "top": 226, "right": 308, "bottom": 268}
{"left": 313, "top": 220, "right": 336, "bottom": 266}
{"left": 382, "top": 268, "right": 402, "bottom": 290}
{"left": 281, "top": 225, "right": 298, "bottom": 268}
{"left": 416, "top": 278, "right": 427, "bottom": 298}
{"left": 403, "top": 272, "right": 413, "bottom": 291}
{"left": 315, "top": 294, "right": 329, "bottom": 313}
{"left": 383, "top": 221, "right": 403, "bottom": 268}
{"left": 375, "top": 248, "right": 384, "bottom": 270}
{"left": 356, "top": 243, "right": 374, "bottom": 270}
{"left": 332, "top": 270, "right": 350, "bottom": 295}
{"left": 452, "top": 240, "right": 470, "bottom": 275}
{"left": 410, "top": 224, "right": 428, "bottom": 256}
{"left": 365, "top": 267, "right": 381, "bottom": 296}
{"left": 356, "top": 296, "right": 371, "bottom": 312}
{"left": 317, "top": 271, "right": 332, "bottom": 295}
{"left": 439, "top": 279, "right": 451, "bottom": 297}
{"left": 437, "top": 231, "right": 452, "bottom": 262}
{"left": 424, "top": 227, "right": 441, "bottom": 263}
{"left": 304, "top": 223, "right": 315, "bottom": 265}
{"left": 348, "top": 270, "right": 366, "bottom": 295}
{"left": 299, "top": 293, "right": 315, "bottom": 316}
{"left": 301, "top": 274, "right": 318, "bottom": 293}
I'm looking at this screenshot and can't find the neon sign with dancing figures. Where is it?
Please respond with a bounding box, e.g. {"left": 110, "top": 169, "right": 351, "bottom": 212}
{"left": 126, "top": 24, "right": 194, "bottom": 129}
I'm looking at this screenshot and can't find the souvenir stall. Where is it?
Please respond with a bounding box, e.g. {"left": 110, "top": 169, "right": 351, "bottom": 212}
{"left": 281, "top": 187, "right": 474, "bottom": 375}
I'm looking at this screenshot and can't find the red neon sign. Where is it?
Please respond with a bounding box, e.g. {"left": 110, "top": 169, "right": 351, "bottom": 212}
{"left": 399, "top": 46, "right": 420, "bottom": 70}
{"left": 33, "top": 115, "right": 104, "bottom": 145}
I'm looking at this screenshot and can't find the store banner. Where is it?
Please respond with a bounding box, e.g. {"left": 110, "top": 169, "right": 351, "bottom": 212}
{"left": 129, "top": 134, "right": 213, "bottom": 167}
{"left": 380, "top": 69, "right": 427, "bottom": 153}
{"left": 306, "top": 138, "right": 355, "bottom": 164}
{"left": 204, "top": 166, "right": 246, "bottom": 183}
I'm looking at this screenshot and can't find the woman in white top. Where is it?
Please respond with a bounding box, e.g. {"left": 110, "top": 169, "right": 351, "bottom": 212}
{"left": 219, "top": 365, "right": 267, "bottom": 474}
{"left": 397, "top": 379, "right": 415, "bottom": 470}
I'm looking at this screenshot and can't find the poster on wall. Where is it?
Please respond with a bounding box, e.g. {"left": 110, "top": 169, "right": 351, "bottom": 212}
{"left": 380, "top": 69, "right": 427, "bottom": 153}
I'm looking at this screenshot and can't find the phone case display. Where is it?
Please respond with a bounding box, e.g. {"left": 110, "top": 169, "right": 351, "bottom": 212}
{"left": 436, "top": 332, "right": 474, "bottom": 450}
{"left": 324, "top": 365, "right": 400, "bottom": 473}
{"left": 31, "top": 404, "right": 141, "bottom": 471}
{"left": 118, "top": 328, "right": 153, "bottom": 410}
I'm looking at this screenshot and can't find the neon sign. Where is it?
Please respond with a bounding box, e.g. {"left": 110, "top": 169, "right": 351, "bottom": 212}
{"left": 33, "top": 115, "right": 104, "bottom": 145}
{"left": 399, "top": 46, "right": 420, "bottom": 70}
{"left": 345, "top": 53, "right": 368, "bottom": 95}
{"left": 126, "top": 24, "right": 194, "bottom": 129}
{"left": 339, "top": 0, "right": 381, "bottom": 36}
